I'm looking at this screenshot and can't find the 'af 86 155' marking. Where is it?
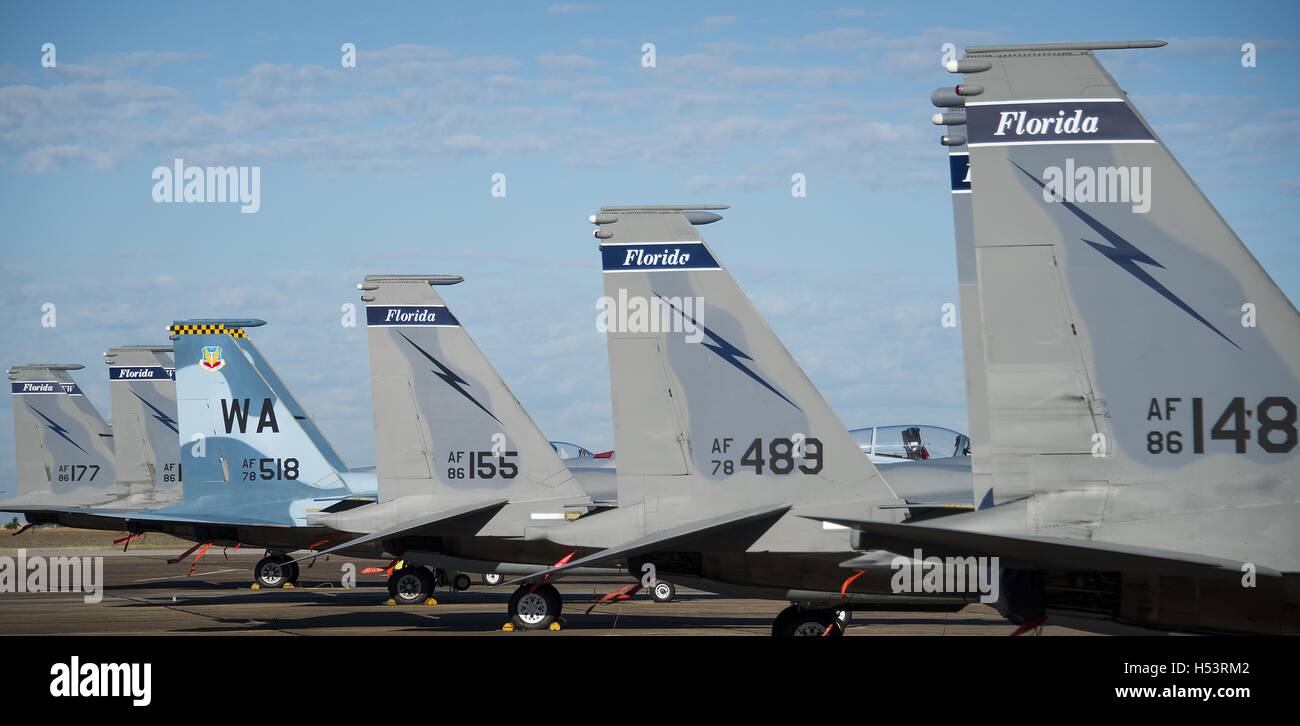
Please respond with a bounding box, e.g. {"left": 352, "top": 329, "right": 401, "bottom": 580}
{"left": 446, "top": 450, "right": 518, "bottom": 480}
{"left": 1145, "top": 396, "right": 1296, "bottom": 455}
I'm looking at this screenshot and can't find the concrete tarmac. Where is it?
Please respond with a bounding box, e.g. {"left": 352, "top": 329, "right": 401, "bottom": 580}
{"left": 0, "top": 552, "right": 1085, "bottom": 636}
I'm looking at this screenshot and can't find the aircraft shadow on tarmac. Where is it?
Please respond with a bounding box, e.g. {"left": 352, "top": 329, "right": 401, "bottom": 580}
{"left": 164, "top": 610, "right": 779, "bottom": 634}
{"left": 103, "top": 593, "right": 1004, "bottom": 634}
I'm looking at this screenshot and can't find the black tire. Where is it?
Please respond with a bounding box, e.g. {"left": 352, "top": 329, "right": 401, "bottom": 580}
{"left": 285, "top": 561, "right": 301, "bottom": 585}
{"left": 482, "top": 573, "right": 503, "bottom": 586}
{"left": 651, "top": 580, "right": 676, "bottom": 603}
{"left": 254, "top": 555, "right": 290, "bottom": 589}
{"left": 777, "top": 608, "right": 843, "bottom": 637}
{"left": 390, "top": 566, "right": 435, "bottom": 605}
{"left": 771, "top": 604, "right": 800, "bottom": 636}
{"left": 452, "top": 573, "right": 472, "bottom": 591}
{"left": 508, "top": 583, "right": 562, "bottom": 630}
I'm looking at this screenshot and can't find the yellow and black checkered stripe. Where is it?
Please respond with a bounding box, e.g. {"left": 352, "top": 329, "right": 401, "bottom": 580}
{"left": 168, "top": 324, "right": 247, "bottom": 338}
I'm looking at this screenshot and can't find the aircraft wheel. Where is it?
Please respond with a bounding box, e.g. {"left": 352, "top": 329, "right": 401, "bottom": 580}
{"left": 452, "top": 573, "right": 472, "bottom": 591}
{"left": 508, "top": 583, "right": 562, "bottom": 630}
{"left": 390, "top": 566, "right": 435, "bottom": 605}
{"left": 254, "top": 555, "right": 291, "bottom": 589}
{"left": 651, "top": 580, "right": 676, "bottom": 603}
{"left": 482, "top": 573, "right": 503, "bottom": 586}
{"left": 285, "top": 561, "right": 301, "bottom": 585}
{"left": 778, "top": 608, "right": 843, "bottom": 637}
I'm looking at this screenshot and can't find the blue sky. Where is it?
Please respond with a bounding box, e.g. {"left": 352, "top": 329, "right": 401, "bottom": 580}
{"left": 1, "top": 1, "right": 1297, "bottom": 490}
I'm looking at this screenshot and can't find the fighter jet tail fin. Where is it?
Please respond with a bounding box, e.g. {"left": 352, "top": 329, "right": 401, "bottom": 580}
{"left": 359, "top": 275, "right": 589, "bottom": 504}
{"left": 6, "top": 364, "right": 117, "bottom": 505}
{"left": 591, "top": 205, "right": 896, "bottom": 512}
{"left": 953, "top": 42, "right": 1300, "bottom": 520}
{"left": 103, "top": 346, "right": 181, "bottom": 507}
{"left": 170, "top": 320, "right": 355, "bottom": 503}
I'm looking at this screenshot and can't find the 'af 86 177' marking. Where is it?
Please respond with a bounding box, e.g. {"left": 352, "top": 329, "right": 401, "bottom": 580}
{"left": 57, "top": 464, "right": 99, "bottom": 482}
{"left": 1145, "top": 396, "right": 1296, "bottom": 455}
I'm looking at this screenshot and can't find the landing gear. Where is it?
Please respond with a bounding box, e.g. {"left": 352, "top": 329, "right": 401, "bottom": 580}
{"left": 451, "top": 573, "right": 472, "bottom": 591}
{"left": 388, "top": 565, "right": 436, "bottom": 605}
{"left": 651, "top": 580, "right": 676, "bottom": 603}
{"left": 482, "top": 573, "right": 503, "bottom": 586}
{"left": 772, "top": 604, "right": 845, "bottom": 637}
{"left": 254, "top": 554, "right": 298, "bottom": 589}
{"left": 508, "top": 583, "right": 562, "bottom": 630}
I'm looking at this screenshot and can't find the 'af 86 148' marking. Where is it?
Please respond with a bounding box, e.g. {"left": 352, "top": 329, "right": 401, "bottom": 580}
{"left": 1145, "top": 396, "right": 1296, "bottom": 455}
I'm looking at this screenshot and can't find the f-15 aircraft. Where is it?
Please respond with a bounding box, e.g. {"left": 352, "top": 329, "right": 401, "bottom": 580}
{"left": 3, "top": 348, "right": 185, "bottom": 524}
{"left": 101, "top": 346, "right": 184, "bottom": 509}
{"left": 16, "top": 322, "right": 381, "bottom": 588}
{"left": 4, "top": 363, "right": 118, "bottom": 512}
{"left": 852, "top": 425, "right": 970, "bottom": 463}
{"left": 815, "top": 40, "right": 1300, "bottom": 635}
{"left": 504, "top": 204, "right": 978, "bottom": 634}
{"left": 282, "top": 275, "right": 643, "bottom": 618}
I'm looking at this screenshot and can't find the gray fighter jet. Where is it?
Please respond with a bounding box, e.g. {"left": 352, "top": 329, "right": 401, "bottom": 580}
{"left": 285, "top": 275, "right": 639, "bottom": 619}
{"left": 508, "top": 205, "right": 977, "bottom": 634}
{"left": 815, "top": 40, "right": 1299, "bottom": 635}
{"left": 4, "top": 347, "right": 183, "bottom": 523}
{"left": 4, "top": 363, "right": 118, "bottom": 512}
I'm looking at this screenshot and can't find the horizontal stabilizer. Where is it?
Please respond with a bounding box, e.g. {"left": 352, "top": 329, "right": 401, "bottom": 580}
{"left": 283, "top": 498, "right": 509, "bottom": 565}
{"left": 801, "top": 516, "right": 1280, "bottom": 579}
{"left": 6, "top": 506, "right": 301, "bottom": 533}
{"left": 506, "top": 504, "right": 791, "bottom": 585}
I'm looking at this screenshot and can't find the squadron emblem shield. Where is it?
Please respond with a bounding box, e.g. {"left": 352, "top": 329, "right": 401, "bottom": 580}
{"left": 200, "top": 345, "right": 225, "bottom": 372}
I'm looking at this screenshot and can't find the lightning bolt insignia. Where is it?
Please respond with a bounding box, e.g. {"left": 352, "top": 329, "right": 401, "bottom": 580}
{"left": 397, "top": 331, "right": 503, "bottom": 425}
{"left": 1010, "top": 160, "right": 1240, "bottom": 350}
{"left": 28, "top": 404, "right": 88, "bottom": 454}
{"left": 132, "top": 391, "right": 179, "bottom": 433}
{"left": 653, "top": 292, "right": 801, "bottom": 411}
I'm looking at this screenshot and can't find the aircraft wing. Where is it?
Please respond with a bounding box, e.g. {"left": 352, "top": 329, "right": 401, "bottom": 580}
{"left": 505, "top": 504, "right": 791, "bottom": 585}
{"left": 283, "top": 498, "right": 510, "bottom": 565}
{"left": 801, "top": 515, "right": 1280, "bottom": 578}
{"left": 2, "top": 505, "right": 298, "bottom": 531}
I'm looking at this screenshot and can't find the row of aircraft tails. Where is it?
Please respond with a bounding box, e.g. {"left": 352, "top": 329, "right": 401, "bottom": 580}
{"left": 5, "top": 41, "right": 1297, "bottom": 635}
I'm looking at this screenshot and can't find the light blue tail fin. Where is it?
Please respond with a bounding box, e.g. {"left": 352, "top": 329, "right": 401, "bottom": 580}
{"left": 169, "top": 320, "right": 354, "bottom": 504}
